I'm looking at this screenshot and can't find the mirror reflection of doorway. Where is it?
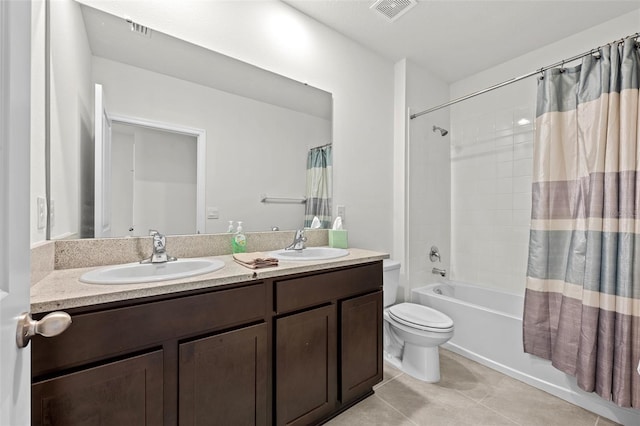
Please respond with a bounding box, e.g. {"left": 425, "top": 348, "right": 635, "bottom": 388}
{"left": 111, "top": 123, "right": 197, "bottom": 237}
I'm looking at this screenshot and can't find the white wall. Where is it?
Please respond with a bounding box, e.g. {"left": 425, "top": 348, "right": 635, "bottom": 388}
{"left": 110, "top": 128, "right": 134, "bottom": 236}
{"left": 133, "top": 128, "right": 197, "bottom": 236}
{"left": 80, "top": 0, "right": 395, "bottom": 252}
{"left": 30, "top": 0, "right": 46, "bottom": 245}
{"left": 405, "top": 60, "right": 450, "bottom": 299}
{"left": 449, "top": 10, "right": 640, "bottom": 295}
{"left": 93, "top": 57, "right": 329, "bottom": 233}
{"left": 49, "top": 0, "right": 93, "bottom": 240}
{"left": 392, "top": 59, "right": 450, "bottom": 302}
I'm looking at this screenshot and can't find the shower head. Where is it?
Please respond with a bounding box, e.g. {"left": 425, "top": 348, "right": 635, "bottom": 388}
{"left": 433, "top": 125, "right": 448, "bottom": 136}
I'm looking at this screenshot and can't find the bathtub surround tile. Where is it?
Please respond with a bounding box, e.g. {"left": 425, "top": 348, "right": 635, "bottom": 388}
{"left": 328, "top": 351, "right": 619, "bottom": 426}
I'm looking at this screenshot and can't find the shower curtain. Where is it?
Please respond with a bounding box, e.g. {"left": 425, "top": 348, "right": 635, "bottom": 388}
{"left": 523, "top": 37, "right": 640, "bottom": 408}
{"left": 304, "top": 145, "right": 332, "bottom": 228}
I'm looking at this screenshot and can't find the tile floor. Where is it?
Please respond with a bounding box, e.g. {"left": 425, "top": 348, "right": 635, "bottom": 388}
{"left": 327, "top": 349, "right": 620, "bottom": 426}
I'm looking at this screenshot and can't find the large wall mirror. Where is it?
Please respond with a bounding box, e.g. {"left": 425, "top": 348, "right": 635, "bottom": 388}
{"left": 47, "top": 0, "right": 332, "bottom": 240}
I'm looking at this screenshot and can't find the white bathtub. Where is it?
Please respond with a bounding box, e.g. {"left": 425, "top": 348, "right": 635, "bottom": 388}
{"left": 412, "top": 281, "right": 640, "bottom": 426}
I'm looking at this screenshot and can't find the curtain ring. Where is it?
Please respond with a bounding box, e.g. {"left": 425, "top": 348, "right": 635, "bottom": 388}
{"left": 559, "top": 60, "right": 565, "bottom": 73}
{"left": 592, "top": 48, "right": 601, "bottom": 60}
{"left": 538, "top": 67, "right": 545, "bottom": 81}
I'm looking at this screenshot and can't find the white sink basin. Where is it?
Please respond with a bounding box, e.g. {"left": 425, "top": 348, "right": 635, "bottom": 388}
{"left": 268, "top": 247, "right": 349, "bottom": 261}
{"left": 80, "top": 258, "right": 225, "bottom": 285}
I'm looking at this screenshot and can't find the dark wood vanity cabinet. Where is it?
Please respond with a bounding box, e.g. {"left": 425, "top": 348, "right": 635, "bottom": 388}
{"left": 274, "top": 262, "right": 383, "bottom": 426}
{"left": 340, "top": 290, "right": 384, "bottom": 404}
{"left": 276, "top": 304, "right": 338, "bottom": 425}
{"left": 32, "top": 350, "right": 164, "bottom": 426}
{"left": 31, "top": 283, "right": 268, "bottom": 426}
{"left": 179, "top": 323, "right": 269, "bottom": 425}
{"left": 31, "top": 260, "right": 383, "bottom": 426}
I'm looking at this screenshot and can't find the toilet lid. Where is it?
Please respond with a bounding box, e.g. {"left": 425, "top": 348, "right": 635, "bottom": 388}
{"left": 388, "top": 303, "right": 453, "bottom": 331}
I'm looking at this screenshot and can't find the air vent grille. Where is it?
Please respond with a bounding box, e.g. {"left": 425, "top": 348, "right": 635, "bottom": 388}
{"left": 370, "top": 0, "right": 417, "bottom": 22}
{"left": 126, "top": 19, "right": 152, "bottom": 38}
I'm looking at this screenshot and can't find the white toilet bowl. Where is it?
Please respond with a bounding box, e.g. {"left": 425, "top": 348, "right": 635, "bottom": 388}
{"left": 382, "top": 259, "right": 454, "bottom": 383}
{"left": 383, "top": 302, "right": 453, "bottom": 383}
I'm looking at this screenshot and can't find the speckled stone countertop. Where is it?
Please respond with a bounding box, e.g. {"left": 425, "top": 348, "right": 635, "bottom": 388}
{"left": 31, "top": 248, "right": 388, "bottom": 314}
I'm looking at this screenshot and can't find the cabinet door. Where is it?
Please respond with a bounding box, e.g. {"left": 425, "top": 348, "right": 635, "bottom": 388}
{"left": 341, "top": 290, "right": 383, "bottom": 403}
{"left": 32, "top": 350, "right": 163, "bottom": 426}
{"left": 179, "top": 323, "right": 268, "bottom": 426}
{"left": 276, "top": 304, "right": 337, "bottom": 426}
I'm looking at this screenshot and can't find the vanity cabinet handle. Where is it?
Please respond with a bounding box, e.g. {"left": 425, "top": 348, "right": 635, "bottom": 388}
{"left": 16, "top": 311, "right": 72, "bottom": 348}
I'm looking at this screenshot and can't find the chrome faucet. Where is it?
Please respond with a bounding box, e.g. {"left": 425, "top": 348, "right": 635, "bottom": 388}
{"left": 432, "top": 267, "right": 447, "bottom": 277}
{"left": 285, "top": 229, "right": 307, "bottom": 251}
{"left": 142, "top": 230, "right": 177, "bottom": 263}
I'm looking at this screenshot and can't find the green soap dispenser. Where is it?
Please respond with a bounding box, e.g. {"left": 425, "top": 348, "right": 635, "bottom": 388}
{"left": 232, "top": 221, "right": 247, "bottom": 253}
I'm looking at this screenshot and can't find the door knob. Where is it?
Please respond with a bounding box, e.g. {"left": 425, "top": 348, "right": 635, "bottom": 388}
{"left": 16, "top": 311, "right": 72, "bottom": 348}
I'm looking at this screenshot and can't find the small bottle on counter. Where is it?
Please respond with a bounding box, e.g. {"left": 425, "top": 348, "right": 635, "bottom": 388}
{"left": 232, "top": 221, "right": 247, "bottom": 253}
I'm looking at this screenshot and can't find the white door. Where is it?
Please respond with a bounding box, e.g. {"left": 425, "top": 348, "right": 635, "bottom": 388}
{"left": 0, "top": 1, "right": 33, "bottom": 424}
{"left": 94, "top": 83, "right": 112, "bottom": 238}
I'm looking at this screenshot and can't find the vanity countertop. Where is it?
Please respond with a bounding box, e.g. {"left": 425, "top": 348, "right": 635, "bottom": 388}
{"left": 31, "top": 248, "right": 388, "bottom": 313}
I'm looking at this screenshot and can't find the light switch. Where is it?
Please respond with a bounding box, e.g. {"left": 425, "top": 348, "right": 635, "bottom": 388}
{"left": 207, "top": 207, "right": 219, "bottom": 220}
{"left": 337, "top": 205, "right": 346, "bottom": 221}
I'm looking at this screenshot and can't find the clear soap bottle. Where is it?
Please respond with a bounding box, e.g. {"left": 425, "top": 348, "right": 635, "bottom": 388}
{"left": 232, "top": 221, "right": 247, "bottom": 253}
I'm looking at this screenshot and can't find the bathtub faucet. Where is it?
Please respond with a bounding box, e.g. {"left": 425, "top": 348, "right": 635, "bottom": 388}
{"left": 432, "top": 267, "right": 447, "bottom": 277}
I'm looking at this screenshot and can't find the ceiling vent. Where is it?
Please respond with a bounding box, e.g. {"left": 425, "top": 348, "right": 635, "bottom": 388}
{"left": 125, "top": 18, "right": 152, "bottom": 38}
{"left": 370, "top": 0, "right": 417, "bottom": 22}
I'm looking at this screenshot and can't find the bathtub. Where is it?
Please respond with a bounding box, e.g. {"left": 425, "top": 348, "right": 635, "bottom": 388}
{"left": 412, "top": 281, "right": 640, "bottom": 426}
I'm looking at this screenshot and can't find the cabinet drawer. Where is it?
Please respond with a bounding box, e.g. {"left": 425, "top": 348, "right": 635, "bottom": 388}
{"left": 275, "top": 262, "right": 382, "bottom": 314}
{"left": 32, "top": 283, "right": 266, "bottom": 377}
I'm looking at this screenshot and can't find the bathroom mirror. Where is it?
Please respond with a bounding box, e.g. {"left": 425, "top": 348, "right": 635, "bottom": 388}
{"left": 46, "top": 0, "right": 332, "bottom": 239}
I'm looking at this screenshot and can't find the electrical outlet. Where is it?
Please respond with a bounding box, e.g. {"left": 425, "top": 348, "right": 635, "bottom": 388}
{"left": 37, "top": 197, "right": 46, "bottom": 229}
{"left": 337, "top": 205, "right": 346, "bottom": 221}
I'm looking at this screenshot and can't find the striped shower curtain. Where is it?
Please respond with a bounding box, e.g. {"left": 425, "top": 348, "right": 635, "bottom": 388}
{"left": 304, "top": 145, "right": 332, "bottom": 228}
{"left": 523, "top": 37, "right": 640, "bottom": 408}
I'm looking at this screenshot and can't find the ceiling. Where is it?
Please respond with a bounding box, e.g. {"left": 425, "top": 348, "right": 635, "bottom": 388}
{"left": 283, "top": 0, "right": 640, "bottom": 83}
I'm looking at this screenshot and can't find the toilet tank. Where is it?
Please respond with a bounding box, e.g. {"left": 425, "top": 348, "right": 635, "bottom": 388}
{"left": 383, "top": 259, "right": 401, "bottom": 307}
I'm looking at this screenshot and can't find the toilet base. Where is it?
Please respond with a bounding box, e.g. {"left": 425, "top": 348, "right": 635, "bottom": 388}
{"left": 401, "top": 343, "right": 441, "bottom": 383}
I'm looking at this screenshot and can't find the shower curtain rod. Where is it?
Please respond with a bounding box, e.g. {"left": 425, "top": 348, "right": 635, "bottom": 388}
{"left": 310, "top": 142, "right": 332, "bottom": 150}
{"left": 409, "top": 31, "right": 640, "bottom": 120}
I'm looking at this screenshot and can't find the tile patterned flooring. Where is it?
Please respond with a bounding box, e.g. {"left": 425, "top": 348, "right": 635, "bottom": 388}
{"left": 327, "top": 349, "right": 620, "bottom": 426}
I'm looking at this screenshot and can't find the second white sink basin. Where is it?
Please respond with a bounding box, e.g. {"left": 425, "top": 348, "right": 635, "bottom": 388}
{"left": 80, "top": 258, "right": 225, "bottom": 285}
{"left": 269, "top": 247, "right": 349, "bottom": 261}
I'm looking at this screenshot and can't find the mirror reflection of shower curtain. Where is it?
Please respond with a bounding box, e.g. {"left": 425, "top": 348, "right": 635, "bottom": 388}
{"left": 304, "top": 145, "right": 332, "bottom": 228}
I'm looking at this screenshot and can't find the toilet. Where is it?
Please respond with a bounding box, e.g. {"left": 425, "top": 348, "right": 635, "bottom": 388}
{"left": 383, "top": 259, "right": 454, "bottom": 382}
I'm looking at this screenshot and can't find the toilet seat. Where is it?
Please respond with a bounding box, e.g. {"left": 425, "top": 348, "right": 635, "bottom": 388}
{"left": 388, "top": 303, "right": 453, "bottom": 333}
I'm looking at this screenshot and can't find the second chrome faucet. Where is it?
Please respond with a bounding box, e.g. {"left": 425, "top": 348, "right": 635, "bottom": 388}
{"left": 285, "top": 229, "right": 307, "bottom": 251}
